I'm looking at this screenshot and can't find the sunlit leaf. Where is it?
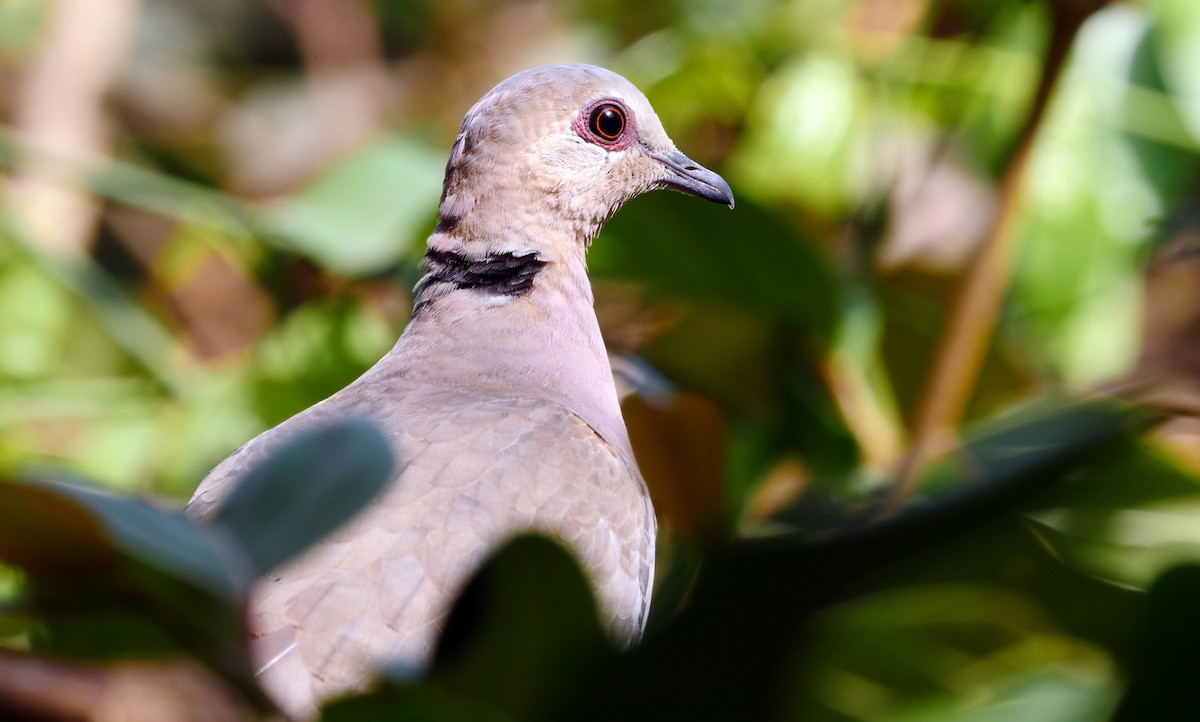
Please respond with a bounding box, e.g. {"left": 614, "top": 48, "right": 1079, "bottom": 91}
{"left": 887, "top": 671, "right": 1117, "bottom": 722}
{"left": 0, "top": 0, "right": 47, "bottom": 57}
{"left": 782, "top": 585, "right": 1118, "bottom": 722}
{"left": 265, "top": 133, "right": 443, "bottom": 276}
{"left": 1028, "top": 512, "right": 1194, "bottom": 591}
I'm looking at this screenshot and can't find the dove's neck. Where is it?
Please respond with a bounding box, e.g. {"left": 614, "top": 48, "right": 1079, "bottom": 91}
{"left": 390, "top": 228, "right": 633, "bottom": 460}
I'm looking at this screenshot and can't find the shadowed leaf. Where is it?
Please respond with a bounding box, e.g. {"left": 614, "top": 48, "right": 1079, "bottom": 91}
{"left": 429, "top": 535, "right": 611, "bottom": 721}
{"left": 1110, "top": 564, "right": 1200, "bottom": 720}
{"left": 0, "top": 482, "right": 114, "bottom": 575}
{"left": 210, "top": 417, "right": 396, "bottom": 577}
{"left": 319, "top": 686, "right": 516, "bottom": 722}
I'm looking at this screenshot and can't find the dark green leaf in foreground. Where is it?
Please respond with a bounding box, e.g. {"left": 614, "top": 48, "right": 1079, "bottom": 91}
{"left": 566, "top": 397, "right": 1150, "bottom": 721}
{"left": 1110, "top": 564, "right": 1200, "bottom": 721}
{"left": 327, "top": 535, "right": 611, "bottom": 722}
{"left": 0, "top": 477, "right": 246, "bottom": 604}
{"left": 0, "top": 476, "right": 259, "bottom": 700}
{"left": 210, "top": 417, "right": 396, "bottom": 577}
{"left": 430, "top": 534, "right": 612, "bottom": 720}
{"left": 0, "top": 482, "right": 114, "bottom": 576}
{"left": 319, "top": 686, "right": 516, "bottom": 722}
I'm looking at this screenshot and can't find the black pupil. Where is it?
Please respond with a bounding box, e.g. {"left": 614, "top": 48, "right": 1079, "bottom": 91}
{"left": 593, "top": 106, "right": 624, "bottom": 139}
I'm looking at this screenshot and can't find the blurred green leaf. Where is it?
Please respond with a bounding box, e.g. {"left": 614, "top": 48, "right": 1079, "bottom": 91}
{"left": 265, "top": 133, "right": 443, "bottom": 276}
{"left": 0, "top": 0, "right": 48, "bottom": 57}
{"left": 596, "top": 194, "right": 838, "bottom": 334}
{"left": 764, "top": 397, "right": 1149, "bottom": 537}
{"left": 1150, "top": 0, "right": 1200, "bottom": 144}
{"left": 782, "top": 584, "right": 1118, "bottom": 722}
{"left": 888, "top": 671, "right": 1117, "bottom": 722}
{"left": 0, "top": 214, "right": 185, "bottom": 394}
{"left": 210, "top": 417, "right": 395, "bottom": 577}
{"left": 1028, "top": 509, "right": 1194, "bottom": 589}
{"left": 53, "top": 480, "right": 247, "bottom": 602}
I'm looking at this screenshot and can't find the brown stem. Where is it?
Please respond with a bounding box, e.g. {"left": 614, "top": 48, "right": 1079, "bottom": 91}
{"left": 885, "top": 5, "right": 1101, "bottom": 511}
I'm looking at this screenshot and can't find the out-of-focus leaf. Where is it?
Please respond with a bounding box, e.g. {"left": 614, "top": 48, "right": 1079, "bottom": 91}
{"left": 888, "top": 671, "right": 1117, "bottom": 722}
{"left": 0, "top": 476, "right": 261, "bottom": 703}
{"left": 1007, "top": 417, "right": 1200, "bottom": 591}
{"left": 1123, "top": 24, "right": 1200, "bottom": 205}
{"left": 0, "top": 0, "right": 47, "bottom": 57}
{"left": 265, "top": 133, "right": 443, "bottom": 276}
{"left": 765, "top": 397, "right": 1149, "bottom": 536}
{"left": 781, "top": 583, "right": 1118, "bottom": 721}
{"left": 0, "top": 478, "right": 243, "bottom": 602}
{"left": 0, "top": 215, "right": 184, "bottom": 395}
{"left": 425, "top": 535, "right": 612, "bottom": 721}
{"left": 566, "top": 397, "right": 1146, "bottom": 721}
{"left": 0, "top": 482, "right": 114, "bottom": 575}
{"left": 210, "top": 417, "right": 395, "bottom": 577}
{"left": 1029, "top": 504, "right": 1200, "bottom": 590}
{"left": 52, "top": 480, "right": 247, "bottom": 602}
{"left": 1150, "top": 0, "right": 1200, "bottom": 145}
{"left": 250, "top": 301, "right": 394, "bottom": 426}
{"left": 595, "top": 193, "right": 838, "bottom": 335}
{"left": 1110, "top": 564, "right": 1200, "bottom": 720}
{"left": 624, "top": 391, "right": 727, "bottom": 544}
{"left": 907, "top": 398, "right": 1152, "bottom": 505}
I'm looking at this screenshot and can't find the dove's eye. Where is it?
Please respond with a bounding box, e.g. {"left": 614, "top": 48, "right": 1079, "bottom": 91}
{"left": 575, "top": 99, "right": 636, "bottom": 149}
{"left": 589, "top": 103, "right": 625, "bottom": 141}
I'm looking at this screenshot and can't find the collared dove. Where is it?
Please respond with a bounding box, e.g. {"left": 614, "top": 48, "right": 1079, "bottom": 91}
{"left": 187, "top": 63, "right": 734, "bottom": 716}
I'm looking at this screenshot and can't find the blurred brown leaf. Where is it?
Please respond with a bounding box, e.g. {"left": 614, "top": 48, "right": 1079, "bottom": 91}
{"left": 0, "top": 483, "right": 113, "bottom": 575}
{"left": 625, "top": 392, "right": 727, "bottom": 545}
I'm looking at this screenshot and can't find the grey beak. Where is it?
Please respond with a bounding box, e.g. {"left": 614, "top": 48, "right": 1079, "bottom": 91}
{"left": 648, "top": 148, "right": 735, "bottom": 209}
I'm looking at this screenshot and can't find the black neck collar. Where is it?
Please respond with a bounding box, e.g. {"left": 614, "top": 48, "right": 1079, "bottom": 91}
{"left": 420, "top": 248, "right": 548, "bottom": 297}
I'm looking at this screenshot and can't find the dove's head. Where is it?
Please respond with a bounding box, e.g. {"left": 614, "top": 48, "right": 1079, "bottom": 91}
{"left": 433, "top": 64, "right": 733, "bottom": 257}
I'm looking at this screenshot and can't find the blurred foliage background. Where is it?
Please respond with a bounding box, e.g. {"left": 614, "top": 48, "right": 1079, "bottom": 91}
{"left": 4, "top": 0, "right": 1200, "bottom": 720}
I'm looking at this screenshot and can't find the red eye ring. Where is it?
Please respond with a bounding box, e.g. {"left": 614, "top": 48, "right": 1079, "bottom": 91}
{"left": 589, "top": 103, "right": 625, "bottom": 141}
{"left": 573, "top": 99, "right": 637, "bottom": 150}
